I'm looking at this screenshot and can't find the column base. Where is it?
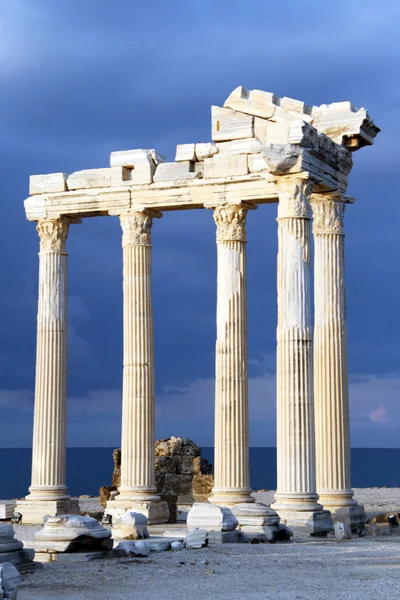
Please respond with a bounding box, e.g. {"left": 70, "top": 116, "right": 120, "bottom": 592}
{"left": 318, "top": 491, "right": 365, "bottom": 530}
{"left": 14, "top": 498, "right": 79, "bottom": 525}
{"left": 105, "top": 499, "right": 169, "bottom": 525}
{"left": 275, "top": 509, "right": 333, "bottom": 535}
{"left": 208, "top": 487, "right": 255, "bottom": 506}
{"left": 271, "top": 492, "right": 322, "bottom": 513}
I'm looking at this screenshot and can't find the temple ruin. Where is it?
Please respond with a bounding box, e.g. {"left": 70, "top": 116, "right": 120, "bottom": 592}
{"left": 17, "top": 86, "right": 379, "bottom": 532}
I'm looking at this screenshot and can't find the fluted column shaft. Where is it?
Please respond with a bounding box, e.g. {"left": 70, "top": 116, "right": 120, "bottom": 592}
{"left": 28, "top": 218, "right": 71, "bottom": 500}
{"left": 311, "top": 195, "right": 356, "bottom": 509}
{"left": 272, "top": 179, "right": 321, "bottom": 513}
{"left": 118, "top": 210, "right": 161, "bottom": 501}
{"left": 210, "top": 203, "right": 254, "bottom": 505}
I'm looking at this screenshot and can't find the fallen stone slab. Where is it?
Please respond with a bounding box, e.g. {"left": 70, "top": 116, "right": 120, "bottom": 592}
{"left": 112, "top": 512, "right": 149, "bottom": 540}
{"left": 148, "top": 540, "right": 171, "bottom": 553}
{"left": 207, "top": 531, "right": 248, "bottom": 545}
{"left": 114, "top": 541, "right": 151, "bottom": 557}
{"left": 0, "top": 563, "right": 20, "bottom": 600}
{"left": 187, "top": 503, "right": 238, "bottom": 532}
{"left": 185, "top": 528, "right": 208, "bottom": 549}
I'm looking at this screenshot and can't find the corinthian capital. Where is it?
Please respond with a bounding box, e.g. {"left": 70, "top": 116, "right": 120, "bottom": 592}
{"left": 276, "top": 178, "right": 313, "bottom": 220}
{"left": 120, "top": 210, "right": 162, "bottom": 247}
{"left": 213, "top": 204, "right": 250, "bottom": 243}
{"left": 36, "top": 218, "right": 70, "bottom": 253}
{"left": 311, "top": 195, "right": 345, "bottom": 235}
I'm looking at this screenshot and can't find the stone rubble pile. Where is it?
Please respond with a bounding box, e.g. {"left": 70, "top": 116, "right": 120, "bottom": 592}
{"left": 101, "top": 437, "right": 214, "bottom": 521}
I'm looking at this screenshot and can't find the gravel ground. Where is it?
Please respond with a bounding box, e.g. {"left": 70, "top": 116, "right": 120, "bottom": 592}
{"left": 5, "top": 488, "right": 400, "bottom": 599}
{"left": 17, "top": 537, "right": 400, "bottom": 600}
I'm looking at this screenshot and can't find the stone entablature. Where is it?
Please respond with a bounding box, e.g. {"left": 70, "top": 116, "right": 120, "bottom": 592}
{"left": 24, "top": 86, "right": 378, "bottom": 221}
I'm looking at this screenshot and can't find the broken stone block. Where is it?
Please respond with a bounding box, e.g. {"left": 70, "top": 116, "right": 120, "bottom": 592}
{"left": 204, "top": 154, "right": 248, "bottom": 179}
{"left": 110, "top": 149, "right": 158, "bottom": 185}
{"left": 30, "top": 173, "right": 68, "bottom": 196}
{"left": 67, "top": 168, "right": 117, "bottom": 190}
{"left": 0, "top": 505, "right": 15, "bottom": 522}
{"left": 175, "top": 144, "right": 196, "bottom": 162}
{"left": 171, "top": 541, "right": 184, "bottom": 551}
{"left": 195, "top": 143, "right": 218, "bottom": 161}
{"left": 112, "top": 512, "right": 149, "bottom": 540}
{"left": 207, "top": 531, "right": 248, "bottom": 544}
{"left": 231, "top": 503, "right": 280, "bottom": 527}
{"left": 185, "top": 528, "right": 208, "bottom": 549}
{"left": 212, "top": 106, "right": 254, "bottom": 142}
{"left": 262, "top": 143, "right": 302, "bottom": 174}
{"left": 276, "top": 523, "right": 293, "bottom": 541}
{"left": 34, "top": 515, "right": 112, "bottom": 553}
{"left": 0, "top": 526, "right": 23, "bottom": 554}
{"left": 248, "top": 153, "right": 269, "bottom": 173}
{"left": 0, "top": 563, "right": 20, "bottom": 600}
{"left": 154, "top": 162, "right": 201, "bottom": 182}
{"left": 114, "top": 540, "right": 150, "bottom": 557}
{"left": 224, "top": 86, "right": 277, "bottom": 120}
{"left": 148, "top": 540, "right": 171, "bottom": 553}
{"left": 334, "top": 521, "right": 352, "bottom": 540}
{"left": 216, "top": 138, "right": 262, "bottom": 155}
{"left": 187, "top": 503, "right": 238, "bottom": 532}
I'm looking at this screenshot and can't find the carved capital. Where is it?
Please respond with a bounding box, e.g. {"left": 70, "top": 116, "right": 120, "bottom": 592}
{"left": 120, "top": 210, "right": 161, "bottom": 247}
{"left": 213, "top": 204, "right": 249, "bottom": 242}
{"left": 276, "top": 179, "right": 313, "bottom": 220}
{"left": 36, "top": 218, "right": 70, "bottom": 253}
{"left": 311, "top": 195, "right": 345, "bottom": 235}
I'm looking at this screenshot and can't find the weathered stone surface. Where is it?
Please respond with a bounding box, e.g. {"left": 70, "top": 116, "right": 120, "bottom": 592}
{"left": 67, "top": 168, "right": 119, "bottom": 190}
{"left": 112, "top": 448, "right": 121, "bottom": 488}
{"left": 195, "top": 142, "right": 218, "bottom": 161}
{"left": 112, "top": 512, "right": 149, "bottom": 540}
{"left": 162, "top": 474, "right": 192, "bottom": 497}
{"left": 187, "top": 503, "right": 238, "bottom": 532}
{"left": 185, "top": 528, "right": 208, "bottom": 549}
{"left": 204, "top": 154, "right": 249, "bottom": 179}
{"left": 0, "top": 563, "right": 20, "bottom": 600}
{"left": 248, "top": 153, "right": 268, "bottom": 173}
{"left": 192, "top": 474, "right": 214, "bottom": 500}
{"left": 175, "top": 144, "right": 196, "bottom": 162}
{"left": 148, "top": 540, "right": 171, "bottom": 553}
{"left": 334, "top": 522, "right": 352, "bottom": 540}
{"left": 156, "top": 437, "right": 201, "bottom": 458}
{"left": 224, "top": 86, "right": 277, "bottom": 120}
{"left": 212, "top": 106, "right": 254, "bottom": 142}
{"left": 30, "top": 173, "right": 68, "bottom": 195}
{"left": 154, "top": 162, "right": 200, "bottom": 182}
{"left": 241, "top": 526, "right": 278, "bottom": 542}
{"left": 216, "top": 138, "right": 261, "bottom": 155}
{"left": 114, "top": 540, "right": 150, "bottom": 557}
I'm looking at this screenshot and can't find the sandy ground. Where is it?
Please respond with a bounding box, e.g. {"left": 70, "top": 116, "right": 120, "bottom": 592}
{"left": 6, "top": 488, "right": 400, "bottom": 599}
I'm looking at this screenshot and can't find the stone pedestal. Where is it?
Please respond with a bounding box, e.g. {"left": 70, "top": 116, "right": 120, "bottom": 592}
{"left": 209, "top": 204, "right": 255, "bottom": 506}
{"left": 271, "top": 179, "right": 331, "bottom": 534}
{"left": 231, "top": 502, "right": 281, "bottom": 542}
{"left": 0, "top": 525, "right": 35, "bottom": 569}
{"left": 311, "top": 194, "right": 364, "bottom": 529}
{"left": 16, "top": 218, "right": 79, "bottom": 524}
{"left": 106, "top": 210, "right": 169, "bottom": 525}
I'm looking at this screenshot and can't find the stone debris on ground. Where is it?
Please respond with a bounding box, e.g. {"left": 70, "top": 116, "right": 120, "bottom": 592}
{"left": 112, "top": 512, "right": 149, "bottom": 540}
{"left": 114, "top": 541, "right": 151, "bottom": 558}
{"left": 0, "top": 505, "right": 15, "bottom": 522}
{"left": 171, "top": 541, "right": 184, "bottom": 551}
{"left": 185, "top": 529, "right": 208, "bottom": 549}
{"left": 334, "top": 522, "right": 352, "bottom": 541}
{"left": 0, "top": 563, "right": 20, "bottom": 600}
{"left": 0, "top": 525, "right": 34, "bottom": 570}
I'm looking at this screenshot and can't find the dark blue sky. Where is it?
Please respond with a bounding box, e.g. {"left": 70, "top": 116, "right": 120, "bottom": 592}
{"left": 0, "top": 0, "right": 399, "bottom": 447}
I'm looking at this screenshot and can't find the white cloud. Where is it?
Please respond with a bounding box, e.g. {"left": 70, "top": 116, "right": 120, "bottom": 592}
{"left": 369, "top": 405, "right": 389, "bottom": 423}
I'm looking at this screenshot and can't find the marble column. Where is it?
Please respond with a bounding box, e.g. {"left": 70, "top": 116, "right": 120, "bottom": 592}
{"left": 16, "top": 217, "right": 78, "bottom": 523}
{"left": 311, "top": 194, "right": 364, "bottom": 527}
{"left": 106, "top": 210, "right": 169, "bottom": 524}
{"left": 271, "top": 179, "right": 331, "bottom": 533}
{"left": 209, "top": 203, "right": 254, "bottom": 506}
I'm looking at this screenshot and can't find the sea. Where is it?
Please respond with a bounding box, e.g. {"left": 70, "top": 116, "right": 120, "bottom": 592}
{"left": 1, "top": 447, "right": 400, "bottom": 499}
